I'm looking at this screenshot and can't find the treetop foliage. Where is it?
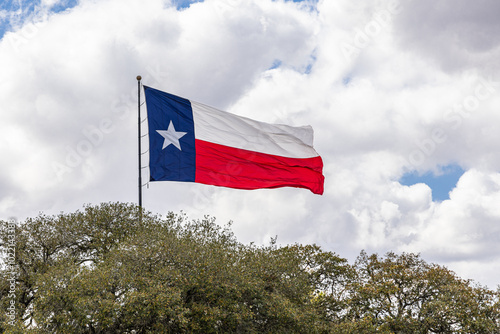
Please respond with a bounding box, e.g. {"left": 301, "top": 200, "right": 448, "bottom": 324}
{"left": 0, "top": 202, "right": 499, "bottom": 333}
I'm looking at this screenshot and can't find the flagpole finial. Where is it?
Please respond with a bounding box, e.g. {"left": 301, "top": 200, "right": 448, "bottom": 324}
{"left": 137, "top": 75, "right": 142, "bottom": 81}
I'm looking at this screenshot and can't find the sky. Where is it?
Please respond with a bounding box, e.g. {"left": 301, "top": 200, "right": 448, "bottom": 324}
{"left": 1, "top": 0, "right": 500, "bottom": 288}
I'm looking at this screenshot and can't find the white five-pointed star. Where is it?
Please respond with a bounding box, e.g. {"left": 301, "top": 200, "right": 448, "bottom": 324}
{"left": 156, "top": 121, "right": 187, "bottom": 150}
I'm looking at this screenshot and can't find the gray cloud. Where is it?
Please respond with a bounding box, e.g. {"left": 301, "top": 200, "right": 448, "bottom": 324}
{"left": 394, "top": 0, "right": 500, "bottom": 74}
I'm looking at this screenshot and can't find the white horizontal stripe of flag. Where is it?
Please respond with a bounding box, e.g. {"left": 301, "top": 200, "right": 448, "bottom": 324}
{"left": 191, "top": 101, "right": 319, "bottom": 159}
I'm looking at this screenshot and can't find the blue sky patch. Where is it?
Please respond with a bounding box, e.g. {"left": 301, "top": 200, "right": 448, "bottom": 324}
{"left": 49, "top": 0, "right": 78, "bottom": 14}
{"left": 269, "top": 59, "right": 282, "bottom": 70}
{"left": 173, "top": 0, "right": 203, "bottom": 10}
{"left": 0, "top": 0, "right": 78, "bottom": 39}
{"left": 400, "top": 164, "right": 465, "bottom": 201}
{"left": 304, "top": 52, "right": 316, "bottom": 74}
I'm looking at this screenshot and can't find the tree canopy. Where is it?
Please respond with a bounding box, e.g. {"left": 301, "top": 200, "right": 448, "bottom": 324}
{"left": 1, "top": 202, "right": 499, "bottom": 333}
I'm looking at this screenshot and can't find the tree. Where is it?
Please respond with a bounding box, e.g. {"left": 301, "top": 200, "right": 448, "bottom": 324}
{"left": 1, "top": 203, "right": 499, "bottom": 333}
{"left": 341, "top": 251, "right": 500, "bottom": 333}
{"left": 0, "top": 202, "right": 148, "bottom": 332}
{"left": 0, "top": 202, "right": 350, "bottom": 333}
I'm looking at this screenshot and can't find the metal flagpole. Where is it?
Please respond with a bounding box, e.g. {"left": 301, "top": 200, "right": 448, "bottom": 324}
{"left": 137, "top": 75, "right": 143, "bottom": 208}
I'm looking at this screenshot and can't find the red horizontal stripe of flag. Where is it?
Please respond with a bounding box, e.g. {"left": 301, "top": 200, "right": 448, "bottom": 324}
{"left": 195, "top": 139, "right": 324, "bottom": 195}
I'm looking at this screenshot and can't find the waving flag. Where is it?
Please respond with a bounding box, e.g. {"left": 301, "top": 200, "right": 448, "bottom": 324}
{"left": 144, "top": 86, "right": 324, "bottom": 194}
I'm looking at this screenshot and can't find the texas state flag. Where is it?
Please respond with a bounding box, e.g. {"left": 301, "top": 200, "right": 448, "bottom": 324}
{"left": 144, "top": 86, "right": 324, "bottom": 195}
